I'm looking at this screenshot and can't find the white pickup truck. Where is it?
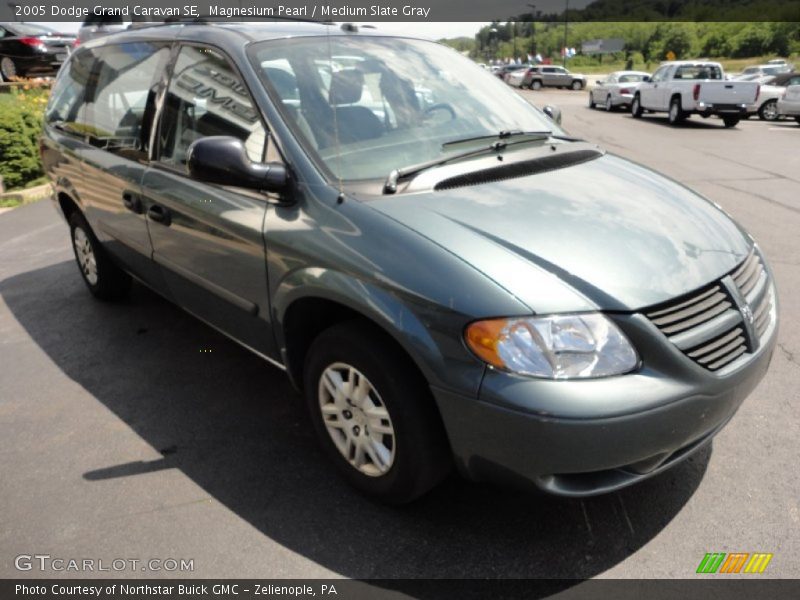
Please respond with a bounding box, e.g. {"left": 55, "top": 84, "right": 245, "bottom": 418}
{"left": 632, "top": 61, "right": 760, "bottom": 128}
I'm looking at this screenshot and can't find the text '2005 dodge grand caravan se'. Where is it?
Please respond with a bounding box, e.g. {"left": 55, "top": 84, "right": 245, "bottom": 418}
{"left": 41, "top": 21, "right": 778, "bottom": 503}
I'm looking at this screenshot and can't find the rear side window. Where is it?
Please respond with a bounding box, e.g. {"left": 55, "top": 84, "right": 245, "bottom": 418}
{"left": 47, "top": 42, "right": 169, "bottom": 160}
{"left": 674, "top": 65, "right": 722, "bottom": 80}
{"left": 157, "top": 45, "right": 266, "bottom": 167}
{"left": 46, "top": 50, "right": 94, "bottom": 126}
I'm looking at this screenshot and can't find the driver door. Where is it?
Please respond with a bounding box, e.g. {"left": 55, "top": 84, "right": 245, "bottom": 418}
{"left": 640, "top": 66, "right": 667, "bottom": 108}
{"left": 141, "top": 44, "right": 279, "bottom": 358}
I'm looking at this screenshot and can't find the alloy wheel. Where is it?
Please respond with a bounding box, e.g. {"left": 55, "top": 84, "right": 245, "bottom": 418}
{"left": 318, "top": 362, "right": 396, "bottom": 477}
{"left": 73, "top": 226, "right": 98, "bottom": 285}
{"left": 0, "top": 57, "right": 17, "bottom": 81}
{"left": 760, "top": 100, "right": 778, "bottom": 121}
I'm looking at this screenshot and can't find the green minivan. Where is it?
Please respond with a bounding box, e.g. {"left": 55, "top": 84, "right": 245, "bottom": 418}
{"left": 42, "top": 21, "right": 778, "bottom": 503}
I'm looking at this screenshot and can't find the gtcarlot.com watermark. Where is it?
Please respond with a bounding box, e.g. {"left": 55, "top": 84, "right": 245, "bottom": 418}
{"left": 15, "top": 554, "right": 194, "bottom": 573}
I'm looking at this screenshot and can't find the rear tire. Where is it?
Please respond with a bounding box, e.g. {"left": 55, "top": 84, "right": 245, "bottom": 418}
{"left": 758, "top": 100, "right": 778, "bottom": 121}
{"left": 304, "top": 321, "right": 451, "bottom": 504}
{"left": 631, "top": 94, "right": 643, "bottom": 118}
{"left": 668, "top": 96, "right": 686, "bottom": 125}
{"left": 69, "top": 211, "right": 131, "bottom": 301}
{"left": 0, "top": 57, "right": 18, "bottom": 82}
{"left": 722, "top": 116, "right": 740, "bottom": 128}
{"left": 795, "top": 116, "right": 800, "bottom": 126}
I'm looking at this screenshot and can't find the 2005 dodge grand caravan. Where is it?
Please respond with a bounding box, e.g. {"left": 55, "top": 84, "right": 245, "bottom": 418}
{"left": 41, "top": 21, "right": 778, "bottom": 503}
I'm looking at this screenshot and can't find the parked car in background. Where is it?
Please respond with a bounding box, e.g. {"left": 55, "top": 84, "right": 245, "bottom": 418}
{"left": 632, "top": 61, "right": 760, "bottom": 127}
{"left": 738, "top": 64, "right": 790, "bottom": 79}
{"left": 528, "top": 65, "right": 587, "bottom": 90}
{"left": 777, "top": 83, "right": 800, "bottom": 125}
{"left": 506, "top": 65, "right": 538, "bottom": 88}
{"left": 495, "top": 63, "right": 527, "bottom": 82}
{"left": 42, "top": 22, "right": 777, "bottom": 504}
{"left": 589, "top": 70, "right": 651, "bottom": 111}
{"left": 746, "top": 72, "right": 800, "bottom": 120}
{"left": 765, "top": 59, "right": 795, "bottom": 73}
{"left": 0, "top": 22, "right": 75, "bottom": 81}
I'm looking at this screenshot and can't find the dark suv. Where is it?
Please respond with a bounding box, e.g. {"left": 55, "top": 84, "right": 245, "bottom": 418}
{"left": 42, "top": 21, "right": 777, "bottom": 504}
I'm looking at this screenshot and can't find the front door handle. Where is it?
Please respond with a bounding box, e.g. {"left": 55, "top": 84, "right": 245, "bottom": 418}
{"left": 147, "top": 204, "right": 171, "bottom": 227}
{"left": 122, "top": 191, "right": 143, "bottom": 214}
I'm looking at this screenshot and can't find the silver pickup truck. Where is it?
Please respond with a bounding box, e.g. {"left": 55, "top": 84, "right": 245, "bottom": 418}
{"left": 632, "top": 61, "right": 760, "bottom": 128}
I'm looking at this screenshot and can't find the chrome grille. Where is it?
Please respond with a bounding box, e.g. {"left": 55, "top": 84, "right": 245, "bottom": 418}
{"left": 731, "top": 250, "right": 773, "bottom": 340}
{"left": 645, "top": 248, "right": 774, "bottom": 372}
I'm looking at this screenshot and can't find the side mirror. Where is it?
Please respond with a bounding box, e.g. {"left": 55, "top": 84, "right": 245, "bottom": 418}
{"left": 187, "top": 136, "right": 289, "bottom": 194}
{"left": 542, "top": 104, "right": 562, "bottom": 125}
{"left": 596, "top": 79, "right": 604, "bottom": 85}
{"left": 643, "top": 76, "right": 651, "bottom": 82}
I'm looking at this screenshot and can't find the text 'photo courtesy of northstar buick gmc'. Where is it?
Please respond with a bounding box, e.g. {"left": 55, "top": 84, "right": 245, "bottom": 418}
{"left": 40, "top": 21, "right": 778, "bottom": 504}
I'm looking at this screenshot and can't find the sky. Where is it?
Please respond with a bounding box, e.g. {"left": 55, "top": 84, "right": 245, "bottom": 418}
{"left": 41, "top": 21, "right": 487, "bottom": 40}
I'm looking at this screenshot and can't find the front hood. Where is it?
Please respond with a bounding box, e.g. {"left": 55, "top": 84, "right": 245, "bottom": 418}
{"left": 370, "top": 154, "right": 751, "bottom": 313}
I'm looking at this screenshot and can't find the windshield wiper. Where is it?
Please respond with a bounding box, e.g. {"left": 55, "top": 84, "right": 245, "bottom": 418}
{"left": 441, "top": 129, "right": 552, "bottom": 148}
{"left": 384, "top": 135, "right": 556, "bottom": 194}
{"left": 442, "top": 130, "right": 582, "bottom": 148}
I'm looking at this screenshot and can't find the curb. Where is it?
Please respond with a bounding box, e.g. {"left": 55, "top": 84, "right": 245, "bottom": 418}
{"left": 0, "top": 183, "right": 54, "bottom": 213}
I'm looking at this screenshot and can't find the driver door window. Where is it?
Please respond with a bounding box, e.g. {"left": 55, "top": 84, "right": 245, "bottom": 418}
{"left": 158, "top": 46, "right": 266, "bottom": 168}
{"left": 651, "top": 67, "right": 668, "bottom": 83}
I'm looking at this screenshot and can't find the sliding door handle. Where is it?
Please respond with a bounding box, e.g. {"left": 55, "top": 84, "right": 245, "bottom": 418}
{"left": 147, "top": 204, "right": 171, "bottom": 226}
{"left": 122, "top": 191, "right": 143, "bottom": 214}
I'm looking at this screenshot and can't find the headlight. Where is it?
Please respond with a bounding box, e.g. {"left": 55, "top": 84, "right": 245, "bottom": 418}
{"left": 465, "top": 313, "right": 639, "bottom": 379}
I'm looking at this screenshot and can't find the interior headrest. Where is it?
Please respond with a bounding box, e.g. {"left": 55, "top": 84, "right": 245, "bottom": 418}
{"left": 329, "top": 69, "right": 364, "bottom": 105}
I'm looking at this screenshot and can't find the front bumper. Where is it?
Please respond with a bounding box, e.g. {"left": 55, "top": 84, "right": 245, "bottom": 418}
{"left": 434, "top": 312, "right": 777, "bottom": 497}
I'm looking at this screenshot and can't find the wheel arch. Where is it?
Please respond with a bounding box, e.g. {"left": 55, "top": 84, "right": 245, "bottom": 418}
{"left": 272, "top": 269, "right": 469, "bottom": 395}
{"left": 57, "top": 190, "right": 82, "bottom": 222}
{"left": 51, "top": 173, "right": 85, "bottom": 221}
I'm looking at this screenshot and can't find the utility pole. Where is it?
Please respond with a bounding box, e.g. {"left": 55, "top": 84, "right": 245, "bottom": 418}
{"left": 512, "top": 22, "right": 517, "bottom": 61}
{"left": 527, "top": 4, "right": 537, "bottom": 58}
{"left": 562, "top": 0, "right": 569, "bottom": 67}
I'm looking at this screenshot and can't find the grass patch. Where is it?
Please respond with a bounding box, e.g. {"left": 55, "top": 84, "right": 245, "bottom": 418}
{"left": 0, "top": 86, "right": 49, "bottom": 192}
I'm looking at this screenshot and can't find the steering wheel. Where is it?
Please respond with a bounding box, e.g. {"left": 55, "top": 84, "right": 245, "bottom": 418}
{"left": 423, "top": 103, "right": 457, "bottom": 120}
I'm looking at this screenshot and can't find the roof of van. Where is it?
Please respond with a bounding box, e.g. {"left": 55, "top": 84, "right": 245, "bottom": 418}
{"left": 80, "top": 20, "right": 410, "bottom": 50}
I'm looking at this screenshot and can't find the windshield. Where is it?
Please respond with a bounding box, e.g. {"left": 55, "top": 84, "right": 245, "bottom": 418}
{"left": 249, "top": 36, "right": 561, "bottom": 182}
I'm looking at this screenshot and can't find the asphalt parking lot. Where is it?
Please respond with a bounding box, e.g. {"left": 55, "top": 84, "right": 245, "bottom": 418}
{"left": 0, "top": 87, "right": 798, "bottom": 585}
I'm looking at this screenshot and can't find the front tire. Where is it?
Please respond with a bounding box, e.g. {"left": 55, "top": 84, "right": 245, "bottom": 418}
{"left": 605, "top": 95, "right": 614, "bottom": 112}
{"left": 571, "top": 80, "right": 583, "bottom": 91}
{"left": 69, "top": 212, "right": 131, "bottom": 301}
{"left": 531, "top": 80, "right": 542, "bottom": 91}
{"left": 304, "top": 321, "right": 451, "bottom": 504}
{"left": 722, "top": 116, "right": 740, "bottom": 128}
{"left": 588, "top": 92, "right": 596, "bottom": 109}
{"left": 631, "top": 94, "right": 643, "bottom": 118}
